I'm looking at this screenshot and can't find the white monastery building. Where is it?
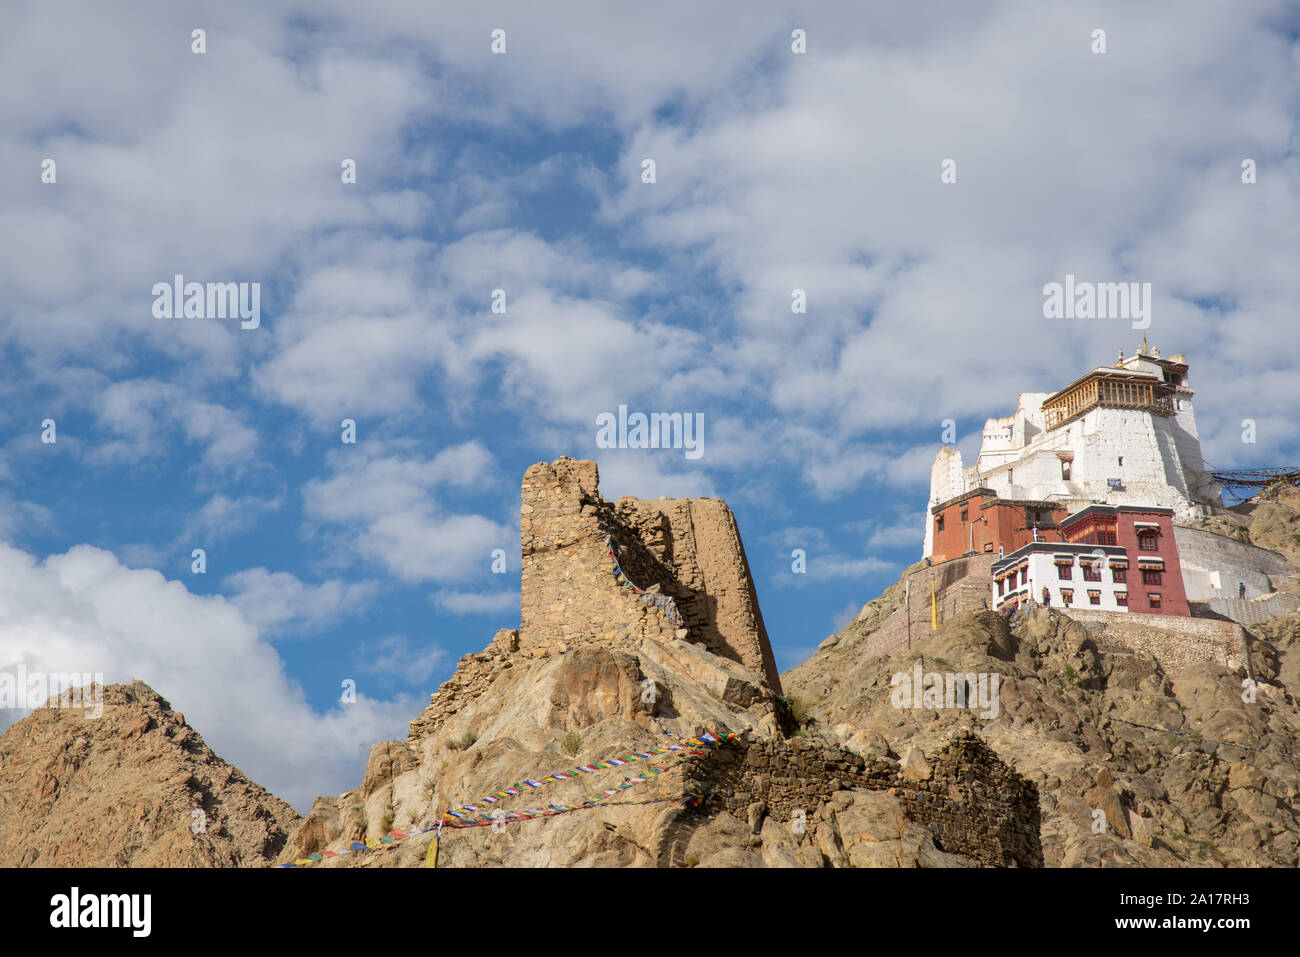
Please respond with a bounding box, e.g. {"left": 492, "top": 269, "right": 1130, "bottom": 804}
{"left": 923, "top": 347, "right": 1225, "bottom": 560}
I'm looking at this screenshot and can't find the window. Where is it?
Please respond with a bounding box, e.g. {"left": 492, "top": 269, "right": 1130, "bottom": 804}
{"left": 1088, "top": 590, "right": 1101, "bottom": 606}
{"left": 1148, "top": 593, "right": 1162, "bottom": 610}
{"left": 1060, "top": 589, "right": 1074, "bottom": 606}
{"left": 1056, "top": 562, "right": 1073, "bottom": 580}
{"left": 1008, "top": 469, "right": 1013, "bottom": 483}
{"left": 936, "top": 515, "right": 944, "bottom": 532}
{"left": 1116, "top": 592, "right": 1128, "bottom": 606}
{"left": 998, "top": 579, "right": 1006, "bottom": 596}
{"left": 1137, "top": 530, "right": 1159, "bottom": 551}
{"left": 1082, "top": 564, "right": 1101, "bottom": 582}
{"left": 1019, "top": 569, "right": 1028, "bottom": 587}
{"left": 1112, "top": 568, "right": 1127, "bottom": 583}
{"left": 960, "top": 507, "right": 968, "bottom": 522}
{"left": 1141, "top": 569, "right": 1163, "bottom": 585}
{"left": 1118, "top": 456, "right": 1124, "bottom": 467}
{"left": 983, "top": 542, "right": 993, "bottom": 553}
{"left": 1061, "top": 460, "right": 1072, "bottom": 480}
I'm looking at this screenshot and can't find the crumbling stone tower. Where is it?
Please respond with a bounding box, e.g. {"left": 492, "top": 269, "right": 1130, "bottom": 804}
{"left": 519, "top": 457, "right": 781, "bottom": 692}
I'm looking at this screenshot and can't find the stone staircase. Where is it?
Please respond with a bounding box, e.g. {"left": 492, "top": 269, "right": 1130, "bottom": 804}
{"left": 1204, "top": 593, "right": 1300, "bottom": 626}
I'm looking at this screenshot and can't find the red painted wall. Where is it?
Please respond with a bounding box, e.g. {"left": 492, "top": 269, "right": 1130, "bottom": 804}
{"left": 931, "top": 495, "right": 1064, "bottom": 564}
{"left": 1113, "top": 509, "right": 1190, "bottom": 617}
{"left": 1059, "top": 507, "right": 1190, "bottom": 617}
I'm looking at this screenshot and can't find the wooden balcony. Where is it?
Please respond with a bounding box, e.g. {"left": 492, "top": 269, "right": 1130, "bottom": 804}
{"left": 1042, "top": 373, "right": 1174, "bottom": 430}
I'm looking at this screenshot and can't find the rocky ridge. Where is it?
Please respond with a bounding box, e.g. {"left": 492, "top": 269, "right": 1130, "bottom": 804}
{"left": 0, "top": 680, "right": 300, "bottom": 866}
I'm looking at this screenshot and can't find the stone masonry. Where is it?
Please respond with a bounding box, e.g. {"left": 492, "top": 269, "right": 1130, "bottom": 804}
{"left": 1063, "top": 609, "right": 1250, "bottom": 674}
{"left": 684, "top": 729, "right": 1042, "bottom": 867}
{"left": 614, "top": 496, "right": 780, "bottom": 688}
{"left": 519, "top": 457, "right": 781, "bottom": 691}
{"left": 863, "top": 555, "right": 996, "bottom": 658}
{"left": 409, "top": 457, "right": 781, "bottom": 740}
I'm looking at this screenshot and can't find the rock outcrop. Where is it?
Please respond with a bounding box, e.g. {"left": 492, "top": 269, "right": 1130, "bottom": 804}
{"left": 784, "top": 603, "right": 1300, "bottom": 866}
{"left": 279, "top": 458, "right": 1040, "bottom": 868}
{"left": 20, "top": 459, "right": 1296, "bottom": 869}
{"left": 0, "top": 681, "right": 299, "bottom": 866}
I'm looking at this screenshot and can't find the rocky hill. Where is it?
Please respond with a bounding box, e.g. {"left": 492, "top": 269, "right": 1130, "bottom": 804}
{"left": 785, "top": 481, "right": 1300, "bottom": 867}
{"left": 277, "top": 458, "right": 1040, "bottom": 868}
{"left": 0, "top": 681, "right": 299, "bottom": 866}
{"left": 4, "top": 462, "right": 1297, "bottom": 869}
{"left": 280, "top": 467, "right": 1298, "bottom": 869}
{"left": 785, "top": 606, "right": 1299, "bottom": 866}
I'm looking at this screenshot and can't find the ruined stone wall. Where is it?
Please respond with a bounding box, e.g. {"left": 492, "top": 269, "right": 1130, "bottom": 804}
{"left": 684, "top": 730, "right": 1042, "bottom": 867}
{"left": 518, "top": 457, "right": 781, "bottom": 691}
{"left": 615, "top": 496, "right": 780, "bottom": 689}
{"left": 518, "top": 458, "right": 680, "bottom": 651}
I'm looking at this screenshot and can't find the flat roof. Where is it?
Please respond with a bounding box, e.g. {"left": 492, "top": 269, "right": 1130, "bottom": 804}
{"left": 1061, "top": 504, "right": 1175, "bottom": 527}
{"left": 931, "top": 487, "right": 997, "bottom": 513}
{"left": 931, "top": 489, "right": 1063, "bottom": 515}
{"left": 992, "top": 541, "right": 1126, "bottom": 573}
{"left": 1041, "top": 366, "right": 1167, "bottom": 407}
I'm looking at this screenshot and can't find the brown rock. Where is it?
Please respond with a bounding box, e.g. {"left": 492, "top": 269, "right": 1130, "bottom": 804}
{"left": 0, "top": 681, "right": 299, "bottom": 867}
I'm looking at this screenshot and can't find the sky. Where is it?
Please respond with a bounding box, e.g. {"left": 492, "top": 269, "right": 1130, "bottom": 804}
{"left": 2, "top": 0, "right": 1298, "bottom": 813}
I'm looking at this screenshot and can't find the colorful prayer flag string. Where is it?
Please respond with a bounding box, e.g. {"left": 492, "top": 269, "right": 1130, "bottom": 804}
{"left": 278, "top": 743, "right": 731, "bottom": 867}
{"left": 604, "top": 536, "right": 685, "bottom": 628}
{"left": 440, "top": 727, "right": 737, "bottom": 821}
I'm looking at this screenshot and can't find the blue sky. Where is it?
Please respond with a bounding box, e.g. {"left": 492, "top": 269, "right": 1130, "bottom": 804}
{"left": 2, "top": 0, "right": 1299, "bottom": 811}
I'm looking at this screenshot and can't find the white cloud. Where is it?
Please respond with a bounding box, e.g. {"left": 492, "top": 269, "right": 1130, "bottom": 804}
{"left": 773, "top": 550, "right": 898, "bottom": 588}
{"left": 355, "top": 634, "right": 448, "bottom": 686}
{"left": 302, "top": 441, "right": 513, "bottom": 584}
{"left": 89, "top": 380, "right": 260, "bottom": 476}
{"left": 222, "top": 568, "right": 379, "bottom": 637}
{"left": 593, "top": 451, "right": 717, "bottom": 501}
{"left": 865, "top": 511, "right": 927, "bottom": 550}
{"left": 0, "top": 541, "right": 412, "bottom": 812}
{"left": 185, "top": 492, "right": 282, "bottom": 544}
{"left": 431, "top": 590, "right": 519, "bottom": 616}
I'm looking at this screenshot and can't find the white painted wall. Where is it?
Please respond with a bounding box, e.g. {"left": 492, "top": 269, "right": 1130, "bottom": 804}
{"left": 923, "top": 359, "right": 1224, "bottom": 558}
{"left": 1174, "top": 526, "right": 1294, "bottom": 601}
{"left": 993, "top": 549, "right": 1132, "bottom": 612}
